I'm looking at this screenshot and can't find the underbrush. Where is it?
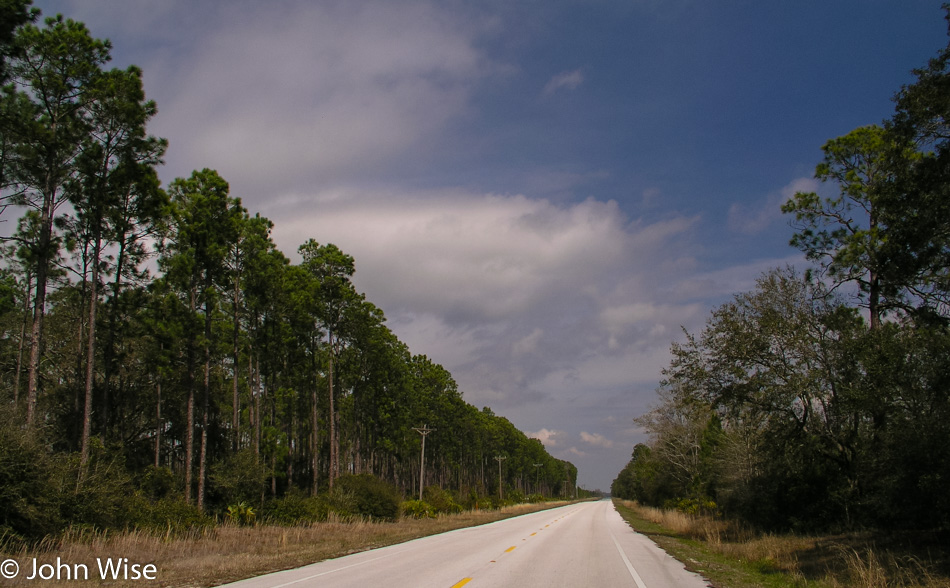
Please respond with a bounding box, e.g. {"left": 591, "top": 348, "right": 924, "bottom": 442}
{"left": 0, "top": 499, "right": 572, "bottom": 587}
{"left": 614, "top": 499, "right": 950, "bottom": 588}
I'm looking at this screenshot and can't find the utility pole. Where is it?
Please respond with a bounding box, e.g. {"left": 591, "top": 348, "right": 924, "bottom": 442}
{"left": 533, "top": 463, "right": 542, "bottom": 496}
{"left": 495, "top": 455, "right": 507, "bottom": 500}
{"left": 413, "top": 425, "right": 435, "bottom": 501}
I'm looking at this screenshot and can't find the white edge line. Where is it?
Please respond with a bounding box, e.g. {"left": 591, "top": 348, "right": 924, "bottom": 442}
{"left": 606, "top": 510, "right": 649, "bottom": 588}
{"left": 265, "top": 547, "right": 408, "bottom": 588}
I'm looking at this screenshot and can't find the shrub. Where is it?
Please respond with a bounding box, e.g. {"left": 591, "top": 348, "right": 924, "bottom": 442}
{"left": 209, "top": 449, "right": 267, "bottom": 507}
{"left": 665, "top": 497, "right": 720, "bottom": 517}
{"left": 263, "top": 490, "right": 328, "bottom": 525}
{"left": 226, "top": 502, "right": 257, "bottom": 526}
{"left": 402, "top": 499, "right": 435, "bottom": 519}
{"left": 0, "top": 415, "right": 62, "bottom": 540}
{"left": 61, "top": 440, "right": 141, "bottom": 530}
{"left": 506, "top": 489, "right": 525, "bottom": 504}
{"left": 138, "top": 498, "right": 213, "bottom": 534}
{"left": 331, "top": 474, "right": 400, "bottom": 522}
{"left": 139, "top": 465, "right": 177, "bottom": 500}
{"left": 423, "top": 486, "right": 462, "bottom": 514}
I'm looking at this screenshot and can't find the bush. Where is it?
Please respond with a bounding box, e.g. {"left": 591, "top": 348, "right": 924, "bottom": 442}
{"left": 0, "top": 415, "right": 63, "bottom": 540}
{"left": 226, "top": 502, "right": 257, "bottom": 526}
{"left": 138, "top": 498, "right": 213, "bottom": 534}
{"left": 61, "top": 440, "right": 141, "bottom": 530}
{"left": 138, "top": 465, "right": 177, "bottom": 500}
{"left": 209, "top": 449, "right": 267, "bottom": 508}
{"left": 506, "top": 489, "right": 525, "bottom": 504}
{"left": 402, "top": 499, "right": 435, "bottom": 519}
{"left": 331, "top": 474, "right": 400, "bottom": 521}
{"left": 664, "top": 496, "right": 720, "bottom": 517}
{"left": 422, "top": 486, "right": 462, "bottom": 514}
{"left": 263, "top": 490, "right": 329, "bottom": 525}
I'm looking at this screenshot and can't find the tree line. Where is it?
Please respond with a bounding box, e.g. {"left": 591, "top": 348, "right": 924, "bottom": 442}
{"left": 613, "top": 8, "right": 950, "bottom": 532}
{"left": 0, "top": 2, "right": 576, "bottom": 540}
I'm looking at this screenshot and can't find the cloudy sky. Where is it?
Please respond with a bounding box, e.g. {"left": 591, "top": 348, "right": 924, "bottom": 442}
{"left": 41, "top": 0, "right": 948, "bottom": 490}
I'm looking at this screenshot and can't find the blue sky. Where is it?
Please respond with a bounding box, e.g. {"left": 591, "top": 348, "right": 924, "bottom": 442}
{"left": 40, "top": 0, "right": 949, "bottom": 490}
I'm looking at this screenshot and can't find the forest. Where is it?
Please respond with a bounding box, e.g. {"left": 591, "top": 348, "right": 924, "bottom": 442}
{"left": 0, "top": 1, "right": 577, "bottom": 542}
{"left": 613, "top": 8, "right": 950, "bottom": 533}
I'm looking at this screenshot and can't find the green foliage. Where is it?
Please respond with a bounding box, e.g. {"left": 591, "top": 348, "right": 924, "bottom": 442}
{"left": 665, "top": 497, "right": 719, "bottom": 517}
{"left": 225, "top": 502, "right": 256, "bottom": 526}
{"left": 62, "top": 441, "right": 140, "bottom": 530}
{"left": 0, "top": 2, "right": 575, "bottom": 540}
{"left": 262, "top": 491, "right": 329, "bottom": 525}
{"left": 0, "top": 411, "right": 62, "bottom": 540}
{"left": 505, "top": 489, "right": 525, "bottom": 505}
{"left": 136, "top": 499, "right": 213, "bottom": 534}
{"left": 330, "top": 474, "right": 401, "bottom": 522}
{"left": 138, "top": 466, "right": 177, "bottom": 501}
{"left": 209, "top": 449, "right": 267, "bottom": 508}
{"left": 401, "top": 499, "right": 435, "bottom": 519}
{"left": 422, "top": 486, "right": 462, "bottom": 514}
{"left": 622, "top": 267, "right": 950, "bottom": 532}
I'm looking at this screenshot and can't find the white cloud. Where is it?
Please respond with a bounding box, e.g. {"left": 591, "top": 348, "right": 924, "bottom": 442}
{"left": 135, "top": 0, "right": 498, "bottom": 194}
{"left": 275, "top": 189, "right": 637, "bottom": 322}
{"left": 527, "top": 428, "right": 568, "bottom": 447}
{"left": 269, "top": 186, "right": 716, "bottom": 418}
{"left": 543, "top": 69, "right": 585, "bottom": 94}
{"left": 580, "top": 431, "right": 614, "bottom": 449}
{"left": 728, "top": 176, "right": 819, "bottom": 235}
{"left": 674, "top": 254, "right": 808, "bottom": 304}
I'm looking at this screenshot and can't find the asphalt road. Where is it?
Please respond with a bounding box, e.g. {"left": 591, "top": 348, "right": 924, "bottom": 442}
{"left": 221, "top": 500, "right": 710, "bottom": 588}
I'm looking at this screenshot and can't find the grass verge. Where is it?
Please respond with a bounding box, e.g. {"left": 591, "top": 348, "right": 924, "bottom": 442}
{"left": 0, "top": 502, "right": 572, "bottom": 587}
{"left": 612, "top": 499, "right": 950, "bottom": 588}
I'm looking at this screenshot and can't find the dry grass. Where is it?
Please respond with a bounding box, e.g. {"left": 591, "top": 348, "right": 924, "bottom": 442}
{"left": 826, "top": 547, "right": 946, "bottom": 588}
{"left": 614, "top": 500, "right": 950, "bottom": 588}
{"left": 0, "top": 502, "right": 570, "bottom": 587}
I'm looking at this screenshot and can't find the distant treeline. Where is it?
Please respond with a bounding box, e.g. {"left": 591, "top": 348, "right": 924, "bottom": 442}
{"left": 0, "top": 1, "right": 576, "bottom": 541}
{"left": 613, "top": 9, "right": 950, "bottom": 532}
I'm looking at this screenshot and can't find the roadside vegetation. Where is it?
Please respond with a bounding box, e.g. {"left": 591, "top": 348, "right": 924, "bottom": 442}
{"left": 613, "top": 500, "right": 950, "bottom": 588}
{"left": 0, "top": 500, "right": 576, "bottom": 587}
{"left": 0, "top": 0, "right": 581, "bottom": 551}
{"left": 612, "top": 7, "right": 950, "bottom": 586}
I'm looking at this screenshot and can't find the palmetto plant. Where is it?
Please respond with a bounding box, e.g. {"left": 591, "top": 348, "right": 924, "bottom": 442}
{"left": 226, "top": 502, "right": 256, "bottom": 526}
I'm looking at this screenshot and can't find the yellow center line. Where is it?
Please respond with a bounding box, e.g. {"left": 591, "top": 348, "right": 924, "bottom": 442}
{"left": 505, "top": 546, "right": 517, "bottom": 553}
{"left": 530, "top": 532, "right": 537, "bottom": 536}
{"left": 450, "top": 579, "right": 472, "bottom": 588}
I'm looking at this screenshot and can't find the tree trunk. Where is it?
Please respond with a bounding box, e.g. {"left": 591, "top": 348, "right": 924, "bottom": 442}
{"left": 25, "top": 187, "right": 56, "bottom": 426}
{"left": 155, "top": 379, "right": 162, "bottom": 468}
{"left": 197, "top": 292, "right": 212, "bottom": 511}
{"left": 328, "top": 331, "right": 337, "bottom": 490}
{"left": 254, "top": 355, "right": 261, "bottom": 457}
{"left": 232, "top": 271, "right": 240, "bottom": 451}
{"left": 80, "top": 233, "right": 102, "bottom": 466}
{"left": 184, "top": 286, "right": 197, "bottom": 504}
{"left": 14, "top": 272, "right": 33, "bottom": 408}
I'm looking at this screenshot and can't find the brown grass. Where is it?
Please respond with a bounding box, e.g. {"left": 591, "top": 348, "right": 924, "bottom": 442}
{"left": 0, "top": 502, "right": 570, "bottom": 587}
{"left": 614, "top": 500, "right": 950, "bottom": 588}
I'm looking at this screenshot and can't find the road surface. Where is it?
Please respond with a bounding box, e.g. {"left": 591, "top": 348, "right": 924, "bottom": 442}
{"left": 222, "top": 500, "right": 710, "bottom": 587}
